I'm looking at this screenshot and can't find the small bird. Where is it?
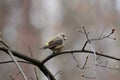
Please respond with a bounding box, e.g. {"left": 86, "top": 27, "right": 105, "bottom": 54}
{"left": 40, "top": 33, "right": 67, "bottom": 52}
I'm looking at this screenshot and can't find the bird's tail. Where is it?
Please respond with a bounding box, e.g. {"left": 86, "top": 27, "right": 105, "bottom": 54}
{"left": 39, "top": 46, "right": 48, "bottom": 50}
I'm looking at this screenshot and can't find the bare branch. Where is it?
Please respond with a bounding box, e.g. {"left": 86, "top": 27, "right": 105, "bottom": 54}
{"left": 82, "top": 55, "right": 89, "bottom": 69}
{"left": 82, "top": 26, "right": 97, "bottom": 66}
{"left": 41, "top": 49, "right": 120, "bottom": 64}
{"left": 71, "top": 53, "right": 89, "bottom": 69}
{"left": 76, "top": 55, "right": 89, "bottom": 69}
{"left": 9, "top": 75, "right": 14, "bottom": 80}
{"left": 81, "top": 74, "right": 96, "bottom": 79}
{"left": 28, "top": 46, "right": 33, "bottom": 57}
{"left": 0, "top": 40, "right": 28, "bottom": 80}
{"left": 97, "top": 64, "right": 120, "bottom": 70}
{"left": 82, "top": 28, "right": 116, "bottom": 50}
{"left": 0, "top": 60, "right": 31, "bottom": 64}
{"left": 99, "top": 27, "right": 105, "bottom": 38}
{"left": 34, "top": 68, "right": 39, "bottom": 80}
{"left": 0, "top": 46, "right": 56, "bottom": 80}
{"left": 54, "top": 70, "right": 61, "bottom": 77}
{"left": 71, "top": 53, "right": 82, "bottom": 67}
{"left": 9, "top": 71, "right": 21, "bottom": 80}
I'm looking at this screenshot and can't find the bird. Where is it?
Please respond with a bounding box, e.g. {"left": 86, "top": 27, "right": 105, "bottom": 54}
{"left": 40, "top": 33, "right": 67, "bottom": 52}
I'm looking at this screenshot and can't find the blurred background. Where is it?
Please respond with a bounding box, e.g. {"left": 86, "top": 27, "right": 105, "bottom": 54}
{"left": 0, "top": 0, "right": 120, "bottom": 80}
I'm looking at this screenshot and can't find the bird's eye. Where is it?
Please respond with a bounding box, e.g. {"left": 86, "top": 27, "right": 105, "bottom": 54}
{"left": 62, "top": 35, "right": 65, "bottom": 37}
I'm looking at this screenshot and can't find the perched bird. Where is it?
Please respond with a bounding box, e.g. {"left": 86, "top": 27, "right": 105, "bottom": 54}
{"left": 40, "top": 33, "right": 67, "bottom": 52}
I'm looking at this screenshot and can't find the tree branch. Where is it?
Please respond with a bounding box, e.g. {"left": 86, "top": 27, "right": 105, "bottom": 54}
{"left": 0, "top": 40, "right": 28, "bottom": 80}
{"left": 0, "top": 46, "right": 56, "bottom": 80}
{"left": 0, "top": 43, "right": 120, "bottom": 80}
{"left": 0, "top": 60, "right": 30, "bottom": 64}
{"left": 82, "top": 28, "right": 116, "bottom": 50}
{"left": 41, "top": 49, "right": 120, "bottom": 64}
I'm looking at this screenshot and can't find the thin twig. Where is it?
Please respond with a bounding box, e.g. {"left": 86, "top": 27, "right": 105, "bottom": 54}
{"left": 13, "top": 71, "right": 21, "bottom": 79}
{"left": 82, "top": 27, "right": 91, "bottom": 43}
{"left": 82, "top": 28, "right": 116, "bottom": 50}
{"left": 97, "top": 64, "right": 120, "bottom": 70}
{"left": 71, "top": 53, "right": 89, "bottom": 69}
{"left": 76, "top": 27, "right": 84, "bottom": 34}
{"left": 9, "top": 71, "right": 21, "bottom": 80}
{"left": 82, "top": 55, "right": 89, "bottom": 69}
{"left": 80, "top": 72, "right": 96, "bottom": 79}
{"left": 96, "top": 60, "right": 120, "bottom": 70}
{"left": 82, "top": 27, "right": 97, "bottom": 63}
{"left": 54, "top": 70, "right": 61, "bottom": 77}
{"left": 8, "top": 50, "right": 28, "bottom": 80}
{"left": 99, "top": 26, "right": 105, "bottom": 38}
{"left": 34, "top": 68, "right": 39, "bottom": 80}
{"left": 76, "top": 55, "right": 89, "bottom": 69}
{"left": 81, "top": 74, "right": 96, "bottom": 79}
{"left": 0, "top": 60, "right": 31, "bottom": 64}
{"left": 71, "top": 53, "right": 81, "bottom": 67}
{"left": 77, "top": 68, "right": 96, "bottom": 79}
{"left": 28, "top": 46, "right": 33, "bottom": 57}
{"left": 9, "top": 75, "right": 14, "bottom": 80}
{"left": 0, "top": 39, "right": 9, "bottom": 48}
{"left": 82, "top": 27, "right": 97, "bottom": 80}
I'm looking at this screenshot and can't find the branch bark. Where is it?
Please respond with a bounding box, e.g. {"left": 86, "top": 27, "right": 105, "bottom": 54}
{"left": 0, "top": 46, "right": 56, "bottom": 80}
{"left": 0, "top": 46, "right": 120, "bottom": 80}
{"left": 41, "top": 50, "right": 120, "bottom": 64}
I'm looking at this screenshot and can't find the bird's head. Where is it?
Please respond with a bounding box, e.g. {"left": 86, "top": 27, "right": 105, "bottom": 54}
{"left": 57, "top": 33, "right": 67, "bottom": 40}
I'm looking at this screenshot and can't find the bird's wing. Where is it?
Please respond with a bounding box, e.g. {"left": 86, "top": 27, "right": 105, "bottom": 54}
{"left": 48, "top": 37, "right": 63, "bottom": 49}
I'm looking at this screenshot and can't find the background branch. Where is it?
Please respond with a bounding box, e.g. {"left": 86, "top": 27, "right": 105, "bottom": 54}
{"left": 0, "top": 40, "right": 28, "bottom": 80}
{"left": 0, "top": 60, "right": 30, "bottom": 64}
{"left": 0, "top": 46, "right": 56, "bottom": 80}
